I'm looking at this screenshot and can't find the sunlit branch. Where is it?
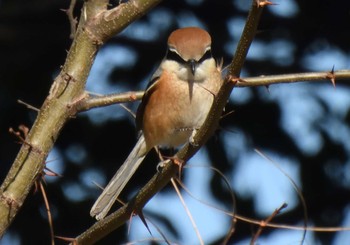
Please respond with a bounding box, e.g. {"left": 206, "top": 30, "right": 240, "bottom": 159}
{"left": 237, "top": 69, "right": 350, "bottom": 87}
{"left": 0, "top": 0, "right": 163, "bottom": 238}
{"left": 77, "top": 91, "right": 143, "bottom": 112}
{"left": 76, "top": 70, "right": 350, "bottom": 112}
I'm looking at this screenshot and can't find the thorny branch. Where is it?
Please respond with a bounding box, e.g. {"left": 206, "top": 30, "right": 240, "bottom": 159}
{"left": 2, "top": 0, "right": 350, "bottom": 243}
{"left": 0, "top": 0, "right": 163, "bottom": 239}
{"left": 73, "top": 0, "right": 265, "bottom": 244}
{"left": 75, "top": 69, "right": 350, "bottom": 112}
{"left": 62, "top": 0, "right": 78, "bottom": 39}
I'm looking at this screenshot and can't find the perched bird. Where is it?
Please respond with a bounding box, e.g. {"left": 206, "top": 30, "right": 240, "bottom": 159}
{"left": 90, "top": 27, "right": 223, "bottom": 220}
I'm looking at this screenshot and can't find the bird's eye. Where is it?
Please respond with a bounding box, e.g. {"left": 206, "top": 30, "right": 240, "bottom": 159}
{"left": 166, "top": 49, "right": 186, "bottom": 64}
{"left": 198, "top": 49, "right": 212, "bottom": 63}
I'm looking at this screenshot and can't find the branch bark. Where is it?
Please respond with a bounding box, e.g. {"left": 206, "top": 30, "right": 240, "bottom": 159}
{"left": 237, "top": 70, "right": 349, "bottom": 87}
{"left": 0, "top": 0, "right": 162, "bottom": 237}
{"left": 77, "top": 69, "right": 350, "bottom": 112}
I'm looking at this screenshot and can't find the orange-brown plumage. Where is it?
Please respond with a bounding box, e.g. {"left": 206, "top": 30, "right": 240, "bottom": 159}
{"left": 91, "top": 27, "right": 223, "bottom": 220}
{"left": 167, "top": 27, "right": 212, "bottom": 61}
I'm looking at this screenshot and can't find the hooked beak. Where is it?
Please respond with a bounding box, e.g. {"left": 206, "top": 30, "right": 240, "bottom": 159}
{"left": 188, "top": 59, "right": 197, "bottom": 75}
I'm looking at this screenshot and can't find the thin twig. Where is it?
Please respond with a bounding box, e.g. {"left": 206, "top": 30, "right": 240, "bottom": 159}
{"left": 62, "top": 0, "right": 78, "bottom": 39}
{"left": 234, "top": 214, "right": 350, "bottom": 232}
{"left": 180, "top": 165, "right": 237, "bottom": 244}
{"left": 254, "top": 148, "right": 308, "bottom": 243}
{"left": 171, "top": 178, "right": 203, "bottom": 245}
{"left": 250, "top": 203, "right": 287, "bottom": 245}
{"left": 39, "top": 181, "right": 55, "bottom": 245}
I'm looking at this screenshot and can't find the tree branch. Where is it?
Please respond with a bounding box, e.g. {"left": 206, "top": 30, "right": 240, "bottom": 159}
{"left": 0, "top": 0, "right": 162, "bottom": 237}
{"left": 75, "top": 69, "right": 350, "bottom": 112}
{"left": 62, "top": 0, "right": 78, "bottom": 39}
{"left": 77, "top": 91, "right": 144, "bottom": 112}
{"left": 73, "top": 0, "right": 265, "bottom": 244}
{"left": 237, "top": 69, "right": 349, "bottom": 87}
{"left": 86, "top": 0, "right": 163, "bottom": 44}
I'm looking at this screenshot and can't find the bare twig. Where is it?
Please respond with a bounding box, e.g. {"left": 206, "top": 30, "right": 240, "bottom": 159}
{"left": 179, "top": 165, "right": 237, "bottom": 244}
{"left": 76, "top": 91, "right": 143, "bottom": 112}
{"left": 38, "top": 180, "right": 55, "bottom": 245}
{"left": 0, "top": 0, "right": 163, "bottom": 238}
{"left": 254, "top": 148, "right": 308, "bottom": 243}
{"left": 62, "top": 0, "right": 78, "bottom": 39}
{"left": 250, "top": 203, "right": 287, "bottom": 245}
{"left": 234, "top": 214, "right": 350, "bottom": 232}
{"left": 171, "top": 178, "right": 203, "bottom": 245}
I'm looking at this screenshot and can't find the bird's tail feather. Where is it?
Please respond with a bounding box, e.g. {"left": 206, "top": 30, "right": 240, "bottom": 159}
{"left": 90, "top": 135, "right": 147, "bottom": 220}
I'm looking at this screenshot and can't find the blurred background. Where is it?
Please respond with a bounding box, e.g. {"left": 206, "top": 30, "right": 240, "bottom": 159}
{"left": 1, "top": 0, "right": 350, "bottom": 244}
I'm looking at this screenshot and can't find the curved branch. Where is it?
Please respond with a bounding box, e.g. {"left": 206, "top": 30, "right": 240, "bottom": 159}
{"left": 86, "top": 0, "right": 163, "bottom": 44}
{"left": 73, "top": 0, "right": 264, "bottom": 244}
{"left": 0, "top": 0, "right": 162, "bottom": 237}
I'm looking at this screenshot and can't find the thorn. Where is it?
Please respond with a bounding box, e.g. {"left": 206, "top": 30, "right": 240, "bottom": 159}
{"left": 127, "top": 209, "right": 150, "bottom": 235}
{"left": 138, "top": 210, "right": 152, "bottom": 236}
{"left": 55, "top": 235, "right": 77, "bottom": 243}
{"left": 92, "top": 181, "right": 104, "bottom": 191}
{"left": 44, "top": 167, "right": 63, "bottom": 177}
{"left": 128, "top": 212, "right": 134, "bottom": 235}
{"left": 257, "top": 0, "right": 277, "bottom": 7}
{"left": 220, "top": 109, "right": 235, "bottom": 120}
{"left": 17, "top": 100, "right": 40, "bottom": 112}
{"left": 60, "top": 8, "right": 68, "bottom": 13}
{"left": 326, "top": 65, "right": 336, "bottom": 88}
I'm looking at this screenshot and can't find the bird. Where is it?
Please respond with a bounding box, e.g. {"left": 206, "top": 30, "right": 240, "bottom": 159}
{"left": 90, "top": 27, "right": 223, "bottom": 220}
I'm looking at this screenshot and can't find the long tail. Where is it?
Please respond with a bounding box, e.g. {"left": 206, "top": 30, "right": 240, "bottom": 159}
{"left": 90, "top": 135, "right": 148, "bottom": 220}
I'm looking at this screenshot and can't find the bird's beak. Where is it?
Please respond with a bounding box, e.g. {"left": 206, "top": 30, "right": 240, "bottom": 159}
{"left": 188, "top": 59, "right": 197, "bottom": 75}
